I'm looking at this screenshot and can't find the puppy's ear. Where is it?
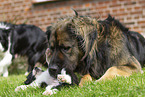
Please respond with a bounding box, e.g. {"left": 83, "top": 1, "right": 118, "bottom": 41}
{"left": 34, "top": 67, "right": 44, "bottom": 74}
{"left": 72, "top": 8, "right": 79, "bottom": 17}
{"left": 46, "top": 26, "right": 51, "bottom": 41}
{"left": 24, "top": 72, "right": 36, "bottom": 85}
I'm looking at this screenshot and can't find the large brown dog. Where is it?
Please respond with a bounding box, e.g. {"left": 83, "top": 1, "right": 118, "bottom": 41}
{"left": 46, "top": 12, "right": 145, "bottom": 87}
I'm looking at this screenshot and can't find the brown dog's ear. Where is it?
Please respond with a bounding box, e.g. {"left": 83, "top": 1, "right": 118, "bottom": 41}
{"left": 81, "top": 30, "right": 97, "bottom": 61}
{"left": 72, "top": 8, "right": 78, "bottom": 17}
{"left": 80, "top": 30, "right": 98, "bottom": 75}
{"left": 66, "top": 18, "right": 98, "bottom": 61}
{"left": 46, "top": 26, "right": 51, "bottom": 41}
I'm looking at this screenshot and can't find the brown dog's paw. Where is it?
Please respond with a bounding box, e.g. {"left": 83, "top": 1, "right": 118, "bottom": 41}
{"left": 79, "top": 74, "right": 92, "bottom": 87}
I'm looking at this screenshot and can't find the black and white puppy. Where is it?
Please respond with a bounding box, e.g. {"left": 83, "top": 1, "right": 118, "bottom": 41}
{"left": 0, "top": 22, "right": 48, "bottom": 77}
{"left": 15, "top": 67, "right": 72, "bottom": 95}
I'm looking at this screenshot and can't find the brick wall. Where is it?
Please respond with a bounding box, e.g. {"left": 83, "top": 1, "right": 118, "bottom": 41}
{"left": 0, "top": 0, "right": 145, "bottom": 34}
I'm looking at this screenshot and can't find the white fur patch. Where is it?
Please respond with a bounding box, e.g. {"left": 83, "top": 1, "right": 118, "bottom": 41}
{"left": 15, "top": 85, "right": 28, "bottom": 91}
{"left": 141, "top": 70, "right": 144, "bottom": 74}
{"left": 57, "top": 68, "right": 72, "bottom": 84}
{"left": 45, "top": 48, "right": 51, "bottom": 66}
{"left": 141, "top": 33, "right": 145, "bottom": 38}
{"left": 0, "top": 36, "right": 12, "bottom": 77}
{"left": 2, "top": 67, "right": 9, "bottom": 77}
{"left": 34, "top": 69, "right": 59, "bottom": 85}
{"left": 0, "top": 43, "right": 4, "bottom": 51}
{"left": 15, "top": 82, "right": 38, "bottom": 92}
{"left": 0, "top": 22, "right": 10, "bottom": 30}
{"left": 24, "top": 72, "right": 29, "bottom": 76}
{"left": 0, "top": 51, "right": 12, "bottom": 77}
{"left": 32, "top": 67, "right": 42, "bottom": 75}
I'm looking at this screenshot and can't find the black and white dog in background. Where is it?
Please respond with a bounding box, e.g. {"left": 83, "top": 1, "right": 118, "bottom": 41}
{"left": 0, "top": 22, "right": 48, "bottom": 77}
{"left": 15, "top": 67, "right": 72, "bottom": 95}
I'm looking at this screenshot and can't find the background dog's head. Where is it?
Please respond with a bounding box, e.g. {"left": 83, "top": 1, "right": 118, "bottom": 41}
{"left": 0, "top": 22, "right": 13, "bottom": 52}
{"left": 24, "top": 67, "right": 44, "bottom": 85}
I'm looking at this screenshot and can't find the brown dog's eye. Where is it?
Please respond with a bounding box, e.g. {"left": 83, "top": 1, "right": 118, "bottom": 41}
{"left": 62, "top": 46, "right": 71, "bottom": 52}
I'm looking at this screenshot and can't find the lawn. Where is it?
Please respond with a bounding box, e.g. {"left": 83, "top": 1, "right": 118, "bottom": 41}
{"left": 0, "top": 67, "right": 144, "bottom": 97}
{"left": 0, "top": 51, "right": 145, "bottom": 97}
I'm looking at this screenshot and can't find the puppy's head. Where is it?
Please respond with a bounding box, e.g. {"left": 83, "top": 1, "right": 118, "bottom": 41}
{"left": 24, "top": 67, "right": 44, "bottom": 85}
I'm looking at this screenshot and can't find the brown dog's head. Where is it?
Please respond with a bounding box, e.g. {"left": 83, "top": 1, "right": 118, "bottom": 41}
{"left": 47, "top": 12, "right": 98, "bottom": 82}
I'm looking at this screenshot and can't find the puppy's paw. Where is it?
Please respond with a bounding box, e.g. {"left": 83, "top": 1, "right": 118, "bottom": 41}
{"left": 57, "top": 74, "right": 72, "bottom": 84}
{"left": 141, "top": 70, "right": 144, "bottom": 74}
{"left": 42, "top": 89, "right": 58, "bottom": 95}
{"left": 15, "top": 85, "right": 27, "bottom": 92}
{"left": 24, "top": 72, "right": 29, "bottom": 76}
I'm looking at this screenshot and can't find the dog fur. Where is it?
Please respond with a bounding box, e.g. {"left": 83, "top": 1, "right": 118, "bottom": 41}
{"left": 0, "top": 22, "right": 48, "bottom": 77}
{"left": 47, "top": 13, "right": 144, "bottom": 87}
{"left": 15, "top": 67, "right": 72, "bottom": 95}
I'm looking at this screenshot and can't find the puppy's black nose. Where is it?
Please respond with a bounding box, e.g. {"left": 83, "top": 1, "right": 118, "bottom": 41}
{"left": 49, "top": 67, "right": 57, "bottom": 74}
{"left": 49, "top": 65, "right": 58, "bottom": 77}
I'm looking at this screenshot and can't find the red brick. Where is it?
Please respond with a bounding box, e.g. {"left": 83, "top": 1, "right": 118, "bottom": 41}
{"left": 134, "top": 16, "right": 140, "bottom": 19}
{"left": 111, "top": 0, "right": 117, "bottom": 4}
{"left": 141, "top": 25, "right": 145, "bottom": 29}
{"left": 127, "top": 7, "right": 132, "bottom": 11}
{"left": 112, "top": 9, "right": 118, "bottom": 13}
{"left": 134, "top": 6, "right": 141, "bottom": 10}
{"left": 0, "top": 0, "right": 144, "bottom": 33}
{"left": 142, "top": 15, "right": 145, "bottom": 18}
{"left": 139, "top": 0, "right": 145, "bottom": 4}
{"left": 124, "top": 1, "right": 137, "bottom": 6}
{"left": 119, "top": 0, "right": 132, "bottom": 1}
{"left": 99, "top": 6, "right": 107, "bottom": 9}
{"left": 127, "top": 17, "right": 132, "bottom": 20}
{"left": 116, "top": 13, "right": 128, "bottom": 16}
{"left": 85, "top": 3, "right": 90, "bottom": 7}
{"left": 103, "top": 1, "right": 110, "bottom": 4}
{"left": 130, "top": 11, "right": 143, "bottom": 15}
{"left": 119, "top": 8, "right": 125, "bottom": 12}
{"left": 98, "top": 1, "right": 105, "bottom": 5}
{"left": 110, "top": 4, "right": 121, "bottom": 8}
{"left": 138, "top": 21, "right": 145, "bottom": 24}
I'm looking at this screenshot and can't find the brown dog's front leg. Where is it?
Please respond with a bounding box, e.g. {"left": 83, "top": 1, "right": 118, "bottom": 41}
{"left": 79, "top": 74, "right": 92, "bottom": 87}
{"left": 97, "top": 56, "right": 143, "bottom": 82}
{"left": 96, "top": 66, "right": 131, "bottom": 82}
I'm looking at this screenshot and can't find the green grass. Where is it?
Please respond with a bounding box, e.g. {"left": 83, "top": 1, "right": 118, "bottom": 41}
{"left": 0, "top": 51, "right": 145, "bottom": 97}
{"left": 0, "top": 68, "right": 144, "bottom": 97}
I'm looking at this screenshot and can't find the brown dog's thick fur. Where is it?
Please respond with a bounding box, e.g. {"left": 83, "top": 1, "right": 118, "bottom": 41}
{"left": 47, "top": 13, "right": 145, "bottom": 86}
